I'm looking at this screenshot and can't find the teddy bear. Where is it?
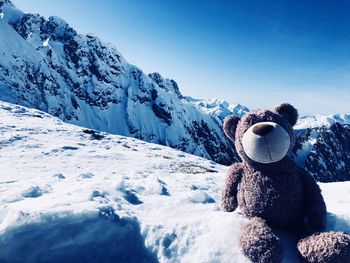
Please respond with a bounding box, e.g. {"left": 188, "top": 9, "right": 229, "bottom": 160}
{"left": 221, "top": 102, "right": 350, "bottom": 263}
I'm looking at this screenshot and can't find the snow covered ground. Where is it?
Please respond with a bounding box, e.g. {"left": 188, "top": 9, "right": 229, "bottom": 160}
{"left": 0, "top": 100, "right": 350, "bottom": 263}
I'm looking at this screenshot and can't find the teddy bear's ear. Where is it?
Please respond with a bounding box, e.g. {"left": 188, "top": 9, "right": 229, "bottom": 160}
{"left": 274, "top": 103, "right": 299, "bottom": 127}
{"left": 223, "top": 115, "right": 240, "bottom": 141}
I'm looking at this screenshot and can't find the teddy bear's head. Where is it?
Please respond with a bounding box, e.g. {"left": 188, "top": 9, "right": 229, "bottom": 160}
{"left": 223, "top": 103, "right": 298, "bottom": 164}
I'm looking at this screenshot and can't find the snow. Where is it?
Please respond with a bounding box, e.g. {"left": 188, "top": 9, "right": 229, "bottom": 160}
{"left": 1, "top": 100, "right": 350, "bottom": 263}
{"left": 187, "top": 96, "right": 249, "bottom": 121}
{"left": 42, "top": 37, "right": 51, "bottom": 48}
{"left": 296, "top": 114, "right": 350, "bottom": 129}
{"left": 294, "top": 129, "right": 319, "bottom": 165}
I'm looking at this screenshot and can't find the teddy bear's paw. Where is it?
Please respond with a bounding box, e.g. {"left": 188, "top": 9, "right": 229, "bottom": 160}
{"left": 239, "top": 217, "right": 283, "bottom": 263}
{"left": 297, "top": 231, "right": 350, "bottom": 263}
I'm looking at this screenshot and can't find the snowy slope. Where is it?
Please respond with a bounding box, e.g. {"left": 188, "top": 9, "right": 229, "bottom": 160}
{"left": 0, "top": 0, "right": 238, "bottom": 165}
{"left": 1, "top": 100, "right": 350, "bottom": 263}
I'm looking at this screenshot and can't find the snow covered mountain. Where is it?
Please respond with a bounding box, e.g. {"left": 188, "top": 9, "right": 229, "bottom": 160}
{"left": 291, "top": 114, "right": 350, "bottom": 182}
{"left": 186, "top": 96, "right": 249, "bottom": 121}
{"left": 295, "top": 114, "right": 350, "bottom": 130}
{"left": 0, "top": 0, "right": 239, "bottom": 165}
{"left": 1, "top": 100, "right": 350, "bottom": 263}
{"left": 293, "top": 123, "right": 350, "bottom": 182}
{"left": 0, "top": 0, "right": 349, "bottom": 182}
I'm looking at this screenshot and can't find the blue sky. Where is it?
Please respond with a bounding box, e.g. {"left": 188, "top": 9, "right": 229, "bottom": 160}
{"left": 12, "top": 0, "right": 350, "bottom": 115}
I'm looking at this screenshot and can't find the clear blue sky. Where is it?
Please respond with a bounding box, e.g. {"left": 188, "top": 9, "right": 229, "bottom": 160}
{"left": 12, "top": 0, "right": 350, "bottom": 115}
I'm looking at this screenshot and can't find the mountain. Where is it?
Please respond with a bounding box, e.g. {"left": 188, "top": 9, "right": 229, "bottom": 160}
{"left": 295, "top": 114, "right": 350, "bottom": 130}
{"left": 1, "top": 100, "right": 350, "bottom": 263}
{"left": 0, "top": 0, "right": 239, "bottom": 165}
{"left": 293, "top": 121, "right": 350, "bottom": 182}
{"left": 186, "top": 96, "right": 249, "bottom": 121}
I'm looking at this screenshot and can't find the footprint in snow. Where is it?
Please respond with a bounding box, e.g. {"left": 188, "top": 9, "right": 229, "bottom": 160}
{"left": 122, "top": 190, "right": 143, "bottom": 205}
{"left": 115, "top": 178, "right": 143, "bottom": 205}
{"left": 61, "top": 146, "right": 79, "bottom": 151}
{"left": 12, "top": 107, "right": 26, "bottom": 114}
{"left": 21, "top": 185, "right": 51, "bottom": 198}
{"left": 0, "top": 135, "right": 26, "bottom": 146}
{"left": 82, "top": 129, "right": 105, "bottom": 140}
{"left": 79, "top": 173, "right": 95, "bottom": 179}
{"left": 91, "top": 190, "right": 107, "bottom": 199}
{"left": 53, "top": 173, "right": 65, "bottom": 180}
{"left": 49, "top": 146, "right": 79, "bottom": 154}
{"left": 188, "top": 190, "right": 215, "bottom": 204}
{"left": 90, "top": 190, "right": 111, "bottom": 204}
{"left": 157, "top": 179, "right": 170, "bottom": 196}
{"left": 1, "top": 105, "right": 12, "bottom": 111}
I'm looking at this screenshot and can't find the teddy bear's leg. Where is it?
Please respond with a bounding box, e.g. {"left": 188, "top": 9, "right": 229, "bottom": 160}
{"left": 297, "top": 231, "right": 350, "bottom": 263}
{"left": 239, "top": 217, "right": 283, "bottom": 263}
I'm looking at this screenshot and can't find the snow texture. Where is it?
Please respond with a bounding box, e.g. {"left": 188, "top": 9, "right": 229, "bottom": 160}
{"left": 0, "top": 100, "right": 350, "bottom": 263}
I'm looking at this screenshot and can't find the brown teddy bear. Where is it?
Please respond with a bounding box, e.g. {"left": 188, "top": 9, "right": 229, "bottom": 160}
{"left": 221, "top": 103, "right": 350, "bottom": 263}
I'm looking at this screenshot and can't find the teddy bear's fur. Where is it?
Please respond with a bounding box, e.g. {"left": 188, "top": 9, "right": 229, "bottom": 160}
{"left": 221, "top": 103, "right": 350, "bottom": 263}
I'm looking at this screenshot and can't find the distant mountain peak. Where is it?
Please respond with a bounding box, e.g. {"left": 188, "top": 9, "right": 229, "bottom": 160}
{"left": 187, "top": 96, "right": 249, "bottom": 120}
{"left": 295, "top": 114, "right": 350, "bottom": 129}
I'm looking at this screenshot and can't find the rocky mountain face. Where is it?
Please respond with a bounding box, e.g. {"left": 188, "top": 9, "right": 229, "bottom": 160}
{"left": 293, "top": 123, "right": 350, "bottom": 182}
{"left": 0, "top": 0, "right": 240, "bottom": 165}
{"left": 0, "top": 0, "right": 349, "bottom": 182}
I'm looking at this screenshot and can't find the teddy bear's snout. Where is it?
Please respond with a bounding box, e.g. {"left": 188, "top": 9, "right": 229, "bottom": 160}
{"left": 242, "top": 121, "right": 290, "bottom": 163}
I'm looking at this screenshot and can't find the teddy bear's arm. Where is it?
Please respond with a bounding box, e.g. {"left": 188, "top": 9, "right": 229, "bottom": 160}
{"left": 221, "top": 163, "right": 244, "bottom": 212}
{"left": 300, "top": 168, "right": 327, "bottom": 231}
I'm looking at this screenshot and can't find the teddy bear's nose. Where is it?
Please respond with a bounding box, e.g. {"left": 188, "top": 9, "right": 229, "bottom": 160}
{"left": 252, "top": 123, "right": 274, "bottom": 136}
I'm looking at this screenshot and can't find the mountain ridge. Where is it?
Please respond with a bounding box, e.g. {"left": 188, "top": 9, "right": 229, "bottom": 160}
{"left": 0, "top": 0, "right": 240, "bottom": 165}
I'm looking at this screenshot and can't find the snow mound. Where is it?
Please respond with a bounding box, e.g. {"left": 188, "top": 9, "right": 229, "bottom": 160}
{"left": 0, "top": 100, "right": 350, "bottom": 263}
